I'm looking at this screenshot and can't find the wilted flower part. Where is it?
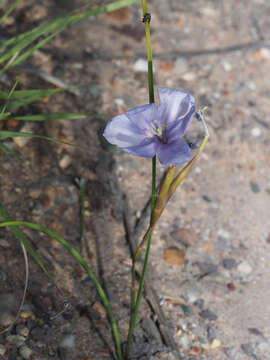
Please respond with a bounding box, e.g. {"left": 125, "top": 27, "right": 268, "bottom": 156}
{"left": 103, "top": 88, "right": 196, "bottom": 165}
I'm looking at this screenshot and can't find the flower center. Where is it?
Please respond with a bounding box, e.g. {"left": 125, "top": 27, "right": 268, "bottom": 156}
{"left": 148, "top": 120, "right": 168, "bottom": 144}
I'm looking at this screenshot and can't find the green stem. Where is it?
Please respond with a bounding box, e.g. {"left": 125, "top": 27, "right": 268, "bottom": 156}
{"left": 126, "top": 0, "right": 156, "bottom": 357}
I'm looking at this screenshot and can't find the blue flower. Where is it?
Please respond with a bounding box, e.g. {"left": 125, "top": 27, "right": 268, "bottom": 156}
{"left": 103, "top": 88, "right": 196, "bottom": 165}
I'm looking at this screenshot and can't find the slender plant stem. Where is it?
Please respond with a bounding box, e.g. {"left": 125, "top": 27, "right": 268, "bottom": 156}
{"left": 126, "top": 0, "right": 156, "bottom": 357}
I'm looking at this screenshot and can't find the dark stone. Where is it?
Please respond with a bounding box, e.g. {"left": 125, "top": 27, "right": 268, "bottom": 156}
{"left": 202, "top": 195, "right": 212, "bottom": 202}
{"left": 223, "top": 258, "right": 237, "bottom": 270}
{"left": 180, "top": 304, "right": 193, "bottom": 316}
{"left": 193, "top": 299, "right": 204, "bottom": 309}
{"left": 250, "top": 182, "right": 260, "bottom": 193}
{"left": 207, "top": 326, "right": 216, "bottom": 342}
{"left": 199, "top": 309, "right": 218, "bottom": 321}
{"left": 195, "top": 262, "right": 218, "bottom": 276}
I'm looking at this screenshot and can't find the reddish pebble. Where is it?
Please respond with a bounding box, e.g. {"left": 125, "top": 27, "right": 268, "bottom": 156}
{"left": 266, "top": 234, "right": 270, "bottom": 244}
{"left": 227, "top": 282, "right": 236, "bottom": 291}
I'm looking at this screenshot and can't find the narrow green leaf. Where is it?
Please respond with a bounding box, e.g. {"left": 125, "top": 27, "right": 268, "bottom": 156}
{"left": 0, "top": 130, "right": 75, "bottom": 147}
{"left": 0, "top": 0, "right": 21, "bottom": 25}
{"left": 0, "top": 0, "right": 139, "bottom": 72}
{"left": 0, "top": 205, "right": 52, "bottom": 280}
{"left": 12, "top": 113, "right": 88, "bottom": 121}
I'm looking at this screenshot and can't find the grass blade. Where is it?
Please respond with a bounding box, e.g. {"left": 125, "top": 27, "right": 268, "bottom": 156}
{"left": 0, "top": 204, "right": 52, "bottom": 280}
{"left": 0, "top": 0, "right": 21, "bottom": 25}
{"left": 11, "top": 113, "right": 88, "bottom": 122}
{"left": 0, "top": 130, "right": 75, "bottom": 146}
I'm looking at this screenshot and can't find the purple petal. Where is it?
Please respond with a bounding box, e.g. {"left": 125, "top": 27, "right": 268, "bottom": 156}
{"left": 158, "top": 88, "right": 195, "bottom": 124}
{"left": 126, "top": 103, "right": 160, "bottom": 133}
{"left": 122, "top": 138, "right": 157, "bottom": 158}
{"left": 167, "top": 103, "right": 196, "bottom": 139}
{"left": 103, "top": 113, "right": 146, "bottom": 148}
{"left": 157, "top": 138, "right": 191, "bottom": 165}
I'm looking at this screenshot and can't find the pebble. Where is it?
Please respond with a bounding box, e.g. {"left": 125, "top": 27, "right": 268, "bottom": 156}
{"left": 210, "top": 338, "right": 222, "bottom": 349}
{"left": 170, "top": 228, "right": 198, "bottom": 247}
{"left": 199, "top": 309, "right": 218, "bottom": 321}
{"left": 0, "top": 344, "right": 6, "bottom": 356}
{"left": 178, "top": 333, "right": 191, "bottom": 350}
{"left": 250, "top": 181, "right": 260, "bottom": 193}
{"left": 0, "top": 238, "right": 11, "bottom": 248}
{"left": 181, "top": 72, "right": 196, "bottom": 82}
{"left": 59, "top": 154, "right": 72, "bottom": 169}
{"left": 13, "top": 123, "right": 34, "bottom": 147}
{"left": 59, "top": 333, "right": 75, "bottom": 349}
{"left": 260, "top": 47, "right": 270, "bottom": 60}
{"left": 174, "top": 57, "right": 189, "bottom": 73}
{"left": 6, "top": 335, "right": 26, "bottom": 347}
{"left": 207, "top": 326, "right": 216, "bottom": 342}
{"left": 195, "top": 261, "right": 218, "bottom": 275}
{"left": 133, "top": 58, "right": 148, "bottom": 72}
{"left": 222, "top": 61, "right": 232, "bottom": 72}
{"left": 251, "top": 127, "right": 261, "bottom": 137}
{"left": 223, "top": 258, "right": 237, "bottom": 270}
{"left": 237, "top": 261, "right": 253, "bottom": 275}
{"left": 16, "top": 325, "right": 30, "bottom": 338}
{"left": 19, "top": 346, "right": 33, "bottom": 360}
{"left": 163, "top": 247, "right": 185, "bottom": 266}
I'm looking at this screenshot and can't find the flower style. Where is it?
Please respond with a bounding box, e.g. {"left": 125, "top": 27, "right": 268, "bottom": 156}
{"left": 103, "top": 88, "right": 196, "bottom": 165}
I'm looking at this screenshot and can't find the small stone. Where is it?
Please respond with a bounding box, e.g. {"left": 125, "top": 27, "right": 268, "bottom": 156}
{"left": 202, "top": 194, "right": 212, "bottom": 202}
{"left": 207, "top": 326, "right": 216, "bottom": 342}
{"left": 188, "top": 346, "right": 200, "bottom": 355}
{"left": 251, "top": 127, "right": 261, "bottom": 137}
{"left": 181, "top": 72, "right": 196, "bottom": 82}
{"left": 180, "top": 304, "right": 193, "bottom": 316}
{"left": 59, "top": 333, "right": 75, "bottom": 349}
{"left": 193, "top": 298, "right": 204, "bottom": 309}
{"left": 217, "top": 229, "right": 230, "bottom": 239}
{"left": 92, "top": 302, "right": 107, "bottom": 319}
{"left": 0, "top": 312, "right": 16, "bottom": 328}
{"left": 210, "top": 339, "right": 222, "bottom": 349}
{"left": 181, "top": 280, "right": 202, "bottom": 304}
{"left": 133, "top": 58, "right": 148, "bottom": 72}
{"left": 16, "top": 325, "right": 30, "bottom": 337}
{"left": 227, "top": 282, "right": 236, "bottom": 291}
{"left": 217, "top": 236, "right": 231, "bottom": 250}
{"left": 0, "top": 344, "right": 6, "bottom": 356}
{"left": 115, "top": 98, "right": 124, "bottom": 106}
{"left": 13, "top": 124, "right": 35, "bottom": 147}
{"left": 223, "top": 258, "right": 237, "bottom": 270}
{"left": 260, "top": 48, "right": 270, "bottom": 59}
{"left": 174, "top": 57, "right": 189, "bottom": 73}
{"left": 250, "top": 181, "right": 260, "bottom": 193}
{"left": 237, "top": 261, "right": 252, "bottom": 275}
{"left": 195, "top": 262, "right": 218, "bottom": 275}
{"left": 59, "top": 154, "right": 72, "bottom": 169}
{"left": 164, "top": 247, "right": 185, "bottom": 266}
{"left": 19, "top": 346, "right": 33, "bottom": 360}
{"left": 222, "top": 62, "right": 232, "bottom": 72}
{"left": 178, "top": 333, "right": 191, "bottom": 350}
{"left": 170, "top": 228, "right": 198, "bottom": 247}
{"left": 6, "top": 335, "right": 26, "bottom": 347}
{"left": 0, "top": 239, "right": 11, "bottom": 248}
{"left": 199, "top": 309, "right": 218, "bottom": 321}
{"left": 241, "top": 343, "right": 256, "bottom": 357}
